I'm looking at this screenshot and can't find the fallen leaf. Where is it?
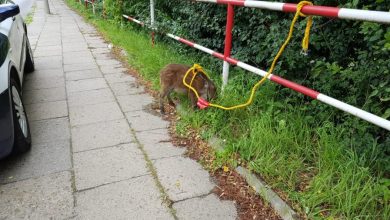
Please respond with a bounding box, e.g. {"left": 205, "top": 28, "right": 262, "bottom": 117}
{"left": 223, "top": 166, "right": 229, "bottom": 172}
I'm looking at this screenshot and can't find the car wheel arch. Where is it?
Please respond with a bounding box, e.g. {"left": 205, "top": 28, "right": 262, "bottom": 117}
{"left": 9, "top": 62, "right": 21, "bottom": 89}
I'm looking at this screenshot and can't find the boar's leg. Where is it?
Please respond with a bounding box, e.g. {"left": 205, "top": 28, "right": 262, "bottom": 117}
{"left": 160, "top": 87, "right": 175, "bottom": 114}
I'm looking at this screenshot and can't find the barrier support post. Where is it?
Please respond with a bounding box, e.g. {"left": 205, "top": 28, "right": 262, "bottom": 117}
{"left": 150, "top": 0, "right": 156, "bottom": 47}
{"left": 222, "top": 4, "right": 234, "bottom": 90}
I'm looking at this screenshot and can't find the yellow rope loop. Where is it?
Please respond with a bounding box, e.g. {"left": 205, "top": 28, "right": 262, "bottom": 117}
{"left": 182, "top": 1, "right": 313, "bottom": 111}
{"left": 183, "top": 65, "right": 200, "bottom": 99}
{"left": 297, "top": 1, "right": 313, "bottom": 53}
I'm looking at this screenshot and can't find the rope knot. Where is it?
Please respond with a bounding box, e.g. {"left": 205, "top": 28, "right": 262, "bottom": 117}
{"left": 297, "top": 1, "right": 313, "bottom": 17}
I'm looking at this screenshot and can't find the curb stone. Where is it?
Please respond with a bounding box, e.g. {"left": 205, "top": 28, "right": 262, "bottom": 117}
{"left": 236, "top": 166, "right": 299, "bottom": 220}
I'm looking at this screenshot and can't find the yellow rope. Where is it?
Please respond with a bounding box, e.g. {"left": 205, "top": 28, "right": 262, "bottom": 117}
{"left": 183, "top": 1, "right": 313, "bottom": 110}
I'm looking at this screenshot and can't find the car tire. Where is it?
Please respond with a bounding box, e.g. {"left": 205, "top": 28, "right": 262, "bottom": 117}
{"left": 24, "top": 37, "right": 34, "bottom": 73}
{"left": 10, "top": 78, "right": 31, "bottom": 154}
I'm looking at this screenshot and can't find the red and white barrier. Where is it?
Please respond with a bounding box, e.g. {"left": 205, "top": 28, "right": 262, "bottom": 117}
{"left": 122, "top": 15, "right": 145, "bottom": 26}
{"left": 198, "top": 0, "right": 390, "bottom": 24}
{"left": 123, "top": 14, "right": 390, "bottom": 130}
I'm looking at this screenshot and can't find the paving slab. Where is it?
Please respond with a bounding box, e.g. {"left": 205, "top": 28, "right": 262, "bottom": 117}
{"left": 25, "top": 100, "right": 68, "bottom": 121}
{"left": 87, "top": 42, "right": 108, "bottom": 48}
{"left": 37, "top": 40, "right": 62, "bottom": 47}
{"left": 92, "top": 52, "right": 111, "bottom": 60}
{"left": 116, "top": 94, "right": 154, "bottom": 112}
{"left": 63, "top": 51, "right": 93, "bottom": 60}
{"left": 104, "top": 72, "right": 136, "bottom": 84}
{"left": 110, "top": 81, "right": 145, "bottom": 96}
{"left": 62, "top": 43, "right": 88, "bottom": 52}
{"left": 144, "top": 142, "right": 185, "bottom": 160}
{"left": 34, "top": 48, "right": 63, "bottom": 57}
{"left": 173, "top": 194, "right": 237, "bottom": 220}
{"left": 90, "top": 47, "right": 111, "bottom": 55}
{"left": 64, "top": 62, "right": 97, "bottom": 72}
{"left": 72, "top": 119, "right": 133, "bottom": 152}
{"left": 65, "top": 68, "right": 102, "bottom": 81}
{"left": 125, "top": 110, "right": 169, "bottom": 132}
{"left": 99, "top": 66, "right": 127, "bottom": 75}
{"left": 135, "top": 128, "right": 171, "bottom": 145}
{"left": 66, "top": 77, "right": 108, "bottom": 93}
{"left": 24, "top": 76, "right": 65, "bottom": 90}
{"left": 96, "top": 59, "right": 122, "bottom": 67}
{"left": 34, "top": 45, "right": 62, "bottom": 53}
{"left": 73, "top": 143, "right": 148, "bottom": 190}
{"left": 0, "top": 171, "right": 74, "bottom": 219}
{"left": 69, "top": 101, "right": 123, "bottom": 126}
{"left": 30, "top": 117, "right": 70, "bottom": 144}
{"left": 34, "top": 56, "right": 63, "bottom": 70}
{"left": 63, "top": 55, "right": 95, "bottom": 65}
{"left": 67, "top": 88, "right": 115, "bottom": 107}
{"left": 25, "top": 68, "right": 64, "bottom": 79}
{"left": 75, "top": 175, "right": 173, "bottom": 220}
{"left": 23, "top": 87, "right": 66, "bottom": 104}
{"left": 0, "top": 140, "right": 71, "bottom": 184}
{"left": 153, "top": 157, "right": 215, "bottom": 201}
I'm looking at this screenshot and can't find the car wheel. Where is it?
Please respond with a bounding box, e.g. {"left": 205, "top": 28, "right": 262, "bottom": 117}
{"left": 10, "top": 78, "right": 31, "bottom": 154}
{"left": 24, "top": 37, "right": 34, "bottom": 73}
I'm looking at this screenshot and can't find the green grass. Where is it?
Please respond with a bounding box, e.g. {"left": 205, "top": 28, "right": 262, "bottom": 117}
{"left": 24, "top": 5, "right": 36, "bottom": 25}
{"left": 67, "top": 1, "right": 390, "bottom": 219}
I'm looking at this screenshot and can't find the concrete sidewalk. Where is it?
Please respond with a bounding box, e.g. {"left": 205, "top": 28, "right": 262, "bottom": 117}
{"left": 0, "top": 0, "right": 237, "bottom": 219}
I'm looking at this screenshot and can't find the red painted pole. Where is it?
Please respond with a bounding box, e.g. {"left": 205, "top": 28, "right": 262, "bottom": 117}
{"left": 224, "top": 4, "right": 234, "bottom": 60}
{"left": 222, "top": 4, "right": 235, "bottom": 87}
{"left": 151, "top": 32, "right": 155, "bottom": 47}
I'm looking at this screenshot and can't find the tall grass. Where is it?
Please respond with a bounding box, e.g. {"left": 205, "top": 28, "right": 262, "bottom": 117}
{"left": 67, "top": 1, "right": 389, "bottom": 218}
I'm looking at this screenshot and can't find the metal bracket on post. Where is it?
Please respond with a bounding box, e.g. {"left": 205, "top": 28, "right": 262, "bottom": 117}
{"left": 222, "top": 3, "right": 234, "bottom": 91}
{"left": 44, "top": 0, "right": 51, "bottom": 14}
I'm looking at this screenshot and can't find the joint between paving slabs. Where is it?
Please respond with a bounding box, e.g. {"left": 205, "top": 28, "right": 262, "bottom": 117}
{"left": 61, "top": 11, "right": 81, "bottom": 211}
{"left": 130, "top": 128, "right": 179, "bottom": 220}
{"left": 72, "top": 140, "right": 137, "bottom": 154}
{"left": 171, "top": 191, "right": 215, "bottom": 204}
{"left": 0, "top": 170, "right": 72, "bottom": 186}
{"left": 75, "top": 173, "right": 151, "bottom": 194}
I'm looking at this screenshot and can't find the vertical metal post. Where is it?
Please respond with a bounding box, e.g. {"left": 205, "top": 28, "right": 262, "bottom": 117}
{"left": 222, "top": 4, "right": 234, "bottom": 90}
{"left": 102, "top": 0, "right": 106, "bottom": 18}
{"left": 150, "top": 0, "right": 155, "bottom": 27}
{"left": 44, "top": 0, "right": 51, "bottom": 14}
{"left": 150, "top": 0, "right": 156, "bottom": 46}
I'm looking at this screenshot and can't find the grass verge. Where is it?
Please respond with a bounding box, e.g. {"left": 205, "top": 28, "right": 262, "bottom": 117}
{"left": 66, "top": 1, "right": 389, "bottom": 219}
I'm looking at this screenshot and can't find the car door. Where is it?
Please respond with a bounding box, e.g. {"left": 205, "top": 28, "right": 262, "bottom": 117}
{"left": 14, "top": 13, "right": 25, "bottom": 77}
{"left": 7, "top": 14, "right": 21, "bottom": 67}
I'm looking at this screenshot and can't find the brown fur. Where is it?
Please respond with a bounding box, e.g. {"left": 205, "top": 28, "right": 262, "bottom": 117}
{"left": 159, "top": 64, "right": 217, "bottom": 114}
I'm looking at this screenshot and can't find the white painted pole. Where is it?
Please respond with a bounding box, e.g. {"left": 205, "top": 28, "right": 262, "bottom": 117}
{"left": 222, "top": 4, "right": 235, "bottom": 91}
{"left": 150, "top": 0, "right": 155, "bottom": 28}
{"left": 222, "top": 61, "right": 230, "bottom": 90}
